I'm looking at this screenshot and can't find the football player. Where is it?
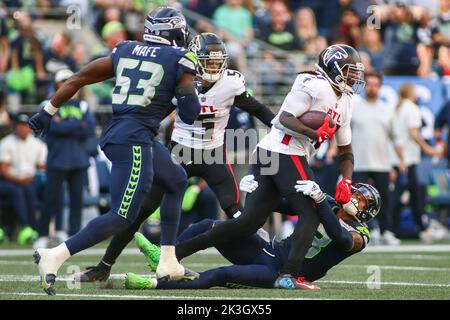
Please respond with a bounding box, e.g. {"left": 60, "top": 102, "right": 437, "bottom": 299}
{"left": 125, "top": 180, "right": 380, "bottom": 290}
{"left": 74, "top": 32, "right": 275, "bottom": 282}
{"left": 169, "top": 44, "right": 365, "bottom": 289}
{"left": 28, "top": 6, "right": 201, "bottom": 295}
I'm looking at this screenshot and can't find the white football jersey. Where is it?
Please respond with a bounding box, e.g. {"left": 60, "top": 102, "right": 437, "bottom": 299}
{"left": 257, "top": 72, "right": 354, "bottom": 160}
{"left": 171, "top": 69, "right": 246, "bottom": 149}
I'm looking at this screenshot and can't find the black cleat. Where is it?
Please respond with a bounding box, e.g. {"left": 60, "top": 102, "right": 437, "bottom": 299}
{"left": 74, "top": 261, "right": 111, "bottom": 282}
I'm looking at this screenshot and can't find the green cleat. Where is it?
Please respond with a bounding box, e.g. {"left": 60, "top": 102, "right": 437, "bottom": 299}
{"left": 125, "top": 273, "right": 155, "bottom": 290}
{"left": 18, "top": 226, "right": 38, "bottom": 245}
{"left": 134, "top": 232, "right": 160, "bottom": 271}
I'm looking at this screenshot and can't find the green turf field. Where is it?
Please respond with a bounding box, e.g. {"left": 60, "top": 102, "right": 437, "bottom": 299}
{"left": 0, "top": 241, "right": 449, "bottom": 300}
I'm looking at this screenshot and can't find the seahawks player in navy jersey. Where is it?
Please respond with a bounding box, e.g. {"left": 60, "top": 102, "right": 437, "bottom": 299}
{"left": 28, "top": 6, "right": 201, "bottom": 295}
{"left": 73, "top": 33, "right": 275, "bottom": 283}
{"left": 124, "top": 180, "right": 379, "bottom": 290}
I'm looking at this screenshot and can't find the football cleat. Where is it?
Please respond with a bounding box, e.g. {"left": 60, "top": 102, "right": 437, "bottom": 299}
{"left": 73, "top": 261, "right": 111, "bottom": 282}
{"left": 274, "top": 274, "right": 320, "bottom": 290}
{"left": 33, "top": 250, "right": 57, "bottom": 295}
{"left": 125, "top": 273, "right": 156, "bottom": 290}
{"left": 134, "top": 232, "right": 160, "bottom": 272}
{"left": 18, "top": 226, "right": 38, "bottom": 245}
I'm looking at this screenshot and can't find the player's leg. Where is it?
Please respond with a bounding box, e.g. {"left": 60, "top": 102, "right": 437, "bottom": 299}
{"left": 201, "top": 159, "right": 244, "bottom": 219}
{"left": 407, "top": 165, "right": 427, "bottom": 232}
{"left": 174, "top": 173, "right": 280, "bottom": 260}
{"left": 126, "top": 264, "right": 277, "bottom": 290}
{"left": 75, "top": 141, "right": 182, "bottom": 281}
{"left": 34, "top": 143, "right": 153, "bottom": 295}
{"left": 66, "top": 168, "right": 85, "bottom": 236}
{"left": 271, "top": 153, "right": 320, "bottom": 287}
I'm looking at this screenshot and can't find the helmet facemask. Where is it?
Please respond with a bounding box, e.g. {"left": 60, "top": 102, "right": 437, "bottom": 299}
{"left": 335, "top": 62, "right": 365, "bottom": 94}
{"left": 342, "top": 184, "right": 380, "bottom": 223}
{"left": 198, "top": 50, "right": 228, "bottom": 83}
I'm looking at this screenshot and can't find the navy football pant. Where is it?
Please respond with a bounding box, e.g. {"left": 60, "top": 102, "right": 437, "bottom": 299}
{"left": 102, "top": 142, "right": 240, "bottom": 265}
{"left": 157, "top": 219, "right": 278, "bottom": 289}
{"left": 102, "top": 141, "right": 187, "bottom": 263}
{"left": 66, "top": 143, "right": 153, "bottom": 255}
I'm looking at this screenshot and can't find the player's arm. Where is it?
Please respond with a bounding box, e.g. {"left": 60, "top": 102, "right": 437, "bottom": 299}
{"left": 233, "top": 92, "right": 275, "bottom": 127}
{"left": 295, "top": 180, "right": 354, "bottom": 251}
{"left": 174, "top": 73, "right": 201, "bottom": 125}
{"left": 28, "top": 57, "right": 114, "bottom": 137}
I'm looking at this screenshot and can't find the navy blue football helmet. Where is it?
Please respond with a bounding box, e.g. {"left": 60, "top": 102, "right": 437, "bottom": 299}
{"left": 343, "top": 183, "right": 381, "bottom": 223}
{"left": 317, "top": 44, "right": 365, "bottom": 94}
{"left": 143, "top": 6, "right": 189, "bottom": 47}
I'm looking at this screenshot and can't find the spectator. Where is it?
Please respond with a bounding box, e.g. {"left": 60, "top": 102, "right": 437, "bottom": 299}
{"left": 351, "top": 72, "right": 405, "bottom": 245}
{"left": 185, "top": 0, "right": 224, "bottom": 18}
{"left": 0, "top": 89, "right": 11, "bottom": 139}
{"left": 258, "top": 1, "right": 301, "bottom": 51}
{"left": 35, "top": 69, "right": 96, "bottom": 249}
{"left": 337, "top": 8, "right": 362, "bottom": 48}
{"left": 391, "top": 83, "right": 443, "bottom": 243}
{"left": 375, "top": 2, "right": 430, "bottom": 75}
{"left": 8, "top": 11, "right": 47, "bottom": 103}
{"left": 434, "top": 98, "right": 450, "bottom": 165}
{"left": 44, "top": 32, "right": 77, "bottom": 75}
{"left": 432, "top": 0, "right": 450, "bottom": 75}
{"left": 0, "top": 114, "right": 47, "bottom": 244}
{"left": 0, "top": 8, "right": 9, "bottom": 74}
{"left": 72, "top": 42, "right": 87, "bottom": 70}
{"left": 360, "top": 26, "right": 385, "bottom": 73}
{"left": 213, "top": 0, "right": 254, "bottom": 47}
{"left": 294, "top": 7, "right": 318, "bottom": 50}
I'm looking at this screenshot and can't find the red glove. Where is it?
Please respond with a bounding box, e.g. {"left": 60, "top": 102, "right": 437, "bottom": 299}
{"left": 315, "top": 117, "right": 336, "bottom": 148}
{"left": 335, "top": 178, "right": 352, "bottom": 204}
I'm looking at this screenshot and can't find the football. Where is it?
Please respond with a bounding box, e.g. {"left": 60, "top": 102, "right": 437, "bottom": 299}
{"left": 298, "top": 111, "right": 336, "bottom": 130}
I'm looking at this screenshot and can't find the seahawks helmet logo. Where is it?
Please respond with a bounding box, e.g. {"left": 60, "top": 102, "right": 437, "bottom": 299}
{"left": 323, "top": 45, "right": 349, "bottom": 65}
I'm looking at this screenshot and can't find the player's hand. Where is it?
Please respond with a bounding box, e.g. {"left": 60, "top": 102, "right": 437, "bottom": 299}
{"left": 28, "top": 108, "right": 53, "bottom": 137}
{"left": 239, "top": 175, "right": 258, "bottom": 193}
{"left": 315, "top": 117, "right": 336, "bottom": 148}
{"left": 335, "top": 178, "right": 352, "bottom": 204}
{"left": 295, "top": 180, "right": 326, "bottom": 203}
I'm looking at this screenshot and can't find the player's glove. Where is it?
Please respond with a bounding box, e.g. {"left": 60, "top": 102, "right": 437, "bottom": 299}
{"left": 314, "top": 117, "right": 336, "bottom": 148}
{"left": 239, "top": 175, "right": 258, "bottom": 193}
{"left": 28, "top": 103, "right": 57, "bottom": 137}
{"left": 335, "top": 178, "right": 352, "bottom": 204}
{"left": 295, "top": 180, "right": 326, "bottom": 203}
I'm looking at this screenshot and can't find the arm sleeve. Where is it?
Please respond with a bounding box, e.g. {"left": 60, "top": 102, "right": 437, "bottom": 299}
{"left": 233, "top": 92, "right": 275, "bottom": 127}
{"left": 316, "top": 200, "right": 354, "bottom": 251}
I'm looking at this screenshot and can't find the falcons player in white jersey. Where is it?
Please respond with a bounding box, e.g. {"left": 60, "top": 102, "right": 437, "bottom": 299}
{"left": 74, "top": 33, "right": 274, "bottom": 282}
{"left": 171, "top": 44, "right": 366, "bottom": 290}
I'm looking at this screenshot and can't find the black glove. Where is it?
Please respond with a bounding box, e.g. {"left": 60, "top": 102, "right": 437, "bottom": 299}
{"left": 28, "top": 108, "right": 53, "bottom": 137}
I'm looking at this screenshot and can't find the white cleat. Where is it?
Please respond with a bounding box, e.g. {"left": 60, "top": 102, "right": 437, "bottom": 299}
{"left": 33, "top": 248, "right": 60, "bottom": 295}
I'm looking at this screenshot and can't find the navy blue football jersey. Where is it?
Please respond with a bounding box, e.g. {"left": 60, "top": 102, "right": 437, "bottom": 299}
{"left": 100, "top": 40, "right": 197, "bottom": 148}
{"left": 274, "top": 197, "right": 370, "bottom": 281}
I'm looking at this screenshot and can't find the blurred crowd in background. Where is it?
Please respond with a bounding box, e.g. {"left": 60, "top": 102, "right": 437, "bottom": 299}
{"left": 0, "top": 0, "right": 449, "bottom": 247}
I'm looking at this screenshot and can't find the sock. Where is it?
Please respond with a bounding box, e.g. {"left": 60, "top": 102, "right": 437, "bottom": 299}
{"left": 65, "top": 212, "right": 130, "bottom": 256}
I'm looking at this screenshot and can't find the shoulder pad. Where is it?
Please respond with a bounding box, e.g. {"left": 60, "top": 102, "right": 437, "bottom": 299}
{"left": 224, "top": 69, "right": 246, "bottom": 95}
{"left": 293, "top": 73, "right": 328, "bottom": 99}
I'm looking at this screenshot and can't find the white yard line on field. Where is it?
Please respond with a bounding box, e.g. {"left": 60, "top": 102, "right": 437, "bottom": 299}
{"left": 337, "top": 265, "right": 450, "bottom": 272}
{"left": 0, "top": 274, "right": 449, "bottom": 289}
{"left": 316, "top": 280, "right": 450, "bottom": 288}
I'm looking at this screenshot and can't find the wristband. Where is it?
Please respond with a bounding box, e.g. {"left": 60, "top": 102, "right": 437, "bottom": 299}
{"left": 43, "top": 102, "right": 58, "bottom": 116}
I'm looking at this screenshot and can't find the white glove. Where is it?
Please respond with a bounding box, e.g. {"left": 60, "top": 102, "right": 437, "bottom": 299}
{"left": 239, "top": 174, "right": 258, "bottom": 193}
{"left": 294, "top": 180, "right": 326, "bottom": 203}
